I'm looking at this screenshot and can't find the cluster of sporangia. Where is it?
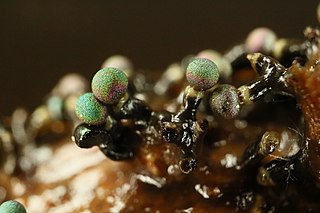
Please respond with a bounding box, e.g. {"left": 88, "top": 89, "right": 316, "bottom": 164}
{"left": 72, "top": 25, "right": 315, "bottom": 175}
{"left": 73, "top": 57, "right": 219, "bottom": 172}
{"left": 1, "top": 24, "right": 320, "bottom": 211}
{"left": 1, "top": 4, "right": 320, "bottom": 209}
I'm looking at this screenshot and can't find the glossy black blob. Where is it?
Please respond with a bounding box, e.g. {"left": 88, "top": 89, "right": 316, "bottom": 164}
{"left": 245, "top": 53, "right": 290, "bottom": 103}
{"left": 180, "top": 122, "right": 194, "bottom": 148}
{"left": 99, "top": 142, "right": 133, "bottom": 161}
{"left": 159, "top": 87, "right": 207, "bottom": 173}
{"left": 73, "top": 123, "right": 134, "bottom": 161}
{"left": 117, "top": 98, "right": 152, "bottom": 121}
{"left": 162, "top": 119, "right": 205, "bottom": 174}
{"left": 73, "top": 123, "right": 112, "bottom": 149}
{"left": 210, "top": 84, "right": 240, "bottom": 119}
{"left": 175, "top": 88, "right": 203, "bottom": 121}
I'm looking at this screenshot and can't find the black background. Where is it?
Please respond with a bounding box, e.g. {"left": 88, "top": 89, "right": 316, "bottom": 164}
{"left": 0, "top": 1, "right": 318, "bottom": 116}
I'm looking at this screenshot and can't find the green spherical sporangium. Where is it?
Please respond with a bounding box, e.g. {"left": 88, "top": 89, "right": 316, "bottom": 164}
{"left": 91, "top": 67, "right": 128, "bottom": 104}
{"left": 186, "top": 58, "right": 219, "bottom": 90}
{"left": 0, "top": 200, "right": 27, "bottom": 213}
{"left": 75, "top": 93, "right": 107, "bottom": 125}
